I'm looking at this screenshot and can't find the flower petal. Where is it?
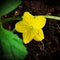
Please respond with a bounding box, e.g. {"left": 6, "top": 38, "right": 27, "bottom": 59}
{"left": 33, "top": 16, "right": 46, "bottom": 29}
{"left": 23, "top": 32, "right": 34, "bottom": 44}
{"left": 15, "top": 21, "right": 28, "bottom": 33}
{"left": 23, "top": 12, "right": 34, "bottom": 25}
{"left": 34, "top": 29, "right": 44, "bottom": 41}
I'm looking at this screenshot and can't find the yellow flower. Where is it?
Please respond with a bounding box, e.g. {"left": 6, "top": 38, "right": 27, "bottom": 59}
{"left": 15, "top": 12, "right": 46, "bottom": 44}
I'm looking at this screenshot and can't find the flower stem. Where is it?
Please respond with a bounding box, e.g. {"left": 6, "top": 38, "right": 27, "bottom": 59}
{"left": 12, "top": 28, "right": 15, "bottom": 32}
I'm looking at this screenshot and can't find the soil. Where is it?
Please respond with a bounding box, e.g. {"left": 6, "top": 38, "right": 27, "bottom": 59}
{"left": 1, "top": 0, "right": 60, "bottom": 60}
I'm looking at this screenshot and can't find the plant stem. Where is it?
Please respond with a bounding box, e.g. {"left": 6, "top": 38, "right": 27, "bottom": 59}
{"left": 35, "top": 15, "right": 60, "bottom": 20}
{"left": 41, "top": 41, "right": 44, "bottom": 49}
{"left": 2, "top": 15, "right": 60, "bottom": 24}
{"left": 12, "top": 28, "right": 15, "bottom": 32}
{"left": 44, "top": 15, "right": 60, "bottom": 20}
{"left": 2, "top": 17, "right": 22, "bottom": 23}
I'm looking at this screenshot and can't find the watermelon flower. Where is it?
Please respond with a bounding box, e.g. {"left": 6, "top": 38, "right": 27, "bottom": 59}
{"left": 15, "top": 12, "right": 46, "bottom": 44}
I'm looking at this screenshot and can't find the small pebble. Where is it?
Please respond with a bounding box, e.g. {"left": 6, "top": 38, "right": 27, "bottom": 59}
{"left": 14, "top": 10, "right": 20, "bottom": 16}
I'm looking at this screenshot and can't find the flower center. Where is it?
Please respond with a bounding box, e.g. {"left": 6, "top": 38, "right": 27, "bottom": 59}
{"left": 29, "top": 26, "right": 34, "bottom": 31}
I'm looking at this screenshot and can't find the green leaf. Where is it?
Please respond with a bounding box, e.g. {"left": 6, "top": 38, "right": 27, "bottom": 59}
{"left": 0, "top": 0, "right": 22, "bottom": 17}
{"left": 0, "top": 27, "right": 28, "bottom": 60}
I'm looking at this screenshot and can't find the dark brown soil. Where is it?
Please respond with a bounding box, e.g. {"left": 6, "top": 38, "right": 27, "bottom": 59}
{"left": 1, "top": 0, "right": 60, "bottom": 60}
